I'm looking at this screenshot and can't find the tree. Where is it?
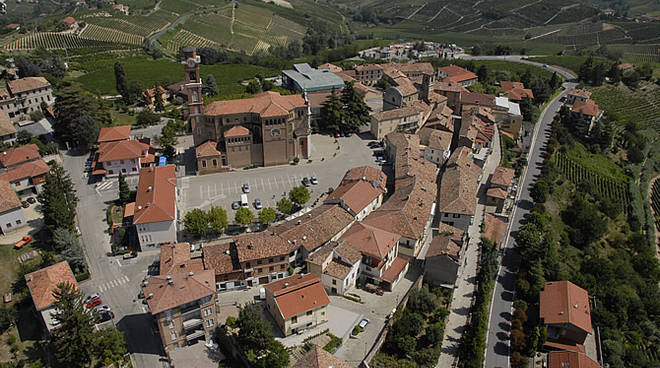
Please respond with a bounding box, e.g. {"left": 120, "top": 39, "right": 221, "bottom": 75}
{"left": 52, "top": 228, "right": 86, "bottom": 273}
{"left": 237, "top": 303, "right": 274, "bottom": 350}
{"left": 204, "top": 74, "right": 219, "bottom": 96}
{"left": 407, "top": 285, "right": 438, "bottom": 314}
{"left": 71, "top": 115, "right": 99, "bottom": 151}
{"left": 51, "top": 282, "right": 95, "bottom": 368}
{"left": 289, "top": 186, "right": 310, "bottom": 206}
{"left": 158, "top": 121, "right": 178, "bottom": 160}
{"left": 519, "top": 97, "right": 534, "bottom": 122}
{"left": 183, "top": 209, "right": 208, "bottom": 237}
{"left": 578, "top": 57, "right": 593, "bottom": 84}
{"left": 235, "top": 207, "right": 254, "bottom": 226}
{"left": 476, "top": 65, "right": 489, "bottom": 83}
{"left": 471, "top": 44, "right": 482, "bottom": 56}
{"left": 258, "top": 207, "right": 276, "bottom": 225}
{"left": 531, "top": 79, "right": 550, "bottom": 104}
{"left": 530, "top": 179, "right": 549, "bottom": 203}
{"left": 341, "top": 81, "right": 371, "bottom": 132}
{"left": 38, "top": 162, "right": 78, "bottom": 232}
{"left": 154, "top": 86, "right": 164, "bottom": 112}
{"left": 114, "top": 62, "right": 128, "bottom": 102}
{"left": 245, "top": 79, "right": 262, "bottom": 94}
{"left": 92, "top": 327, "right": 127, "bottom": 366}
{"left": 208, "top": 206, "right": 228, "bottom": 234}
{"left": 607, "top": 63, "right": 622, "bottom": 83}
{"left": 548, "top": 71, "right": 561, "bottom": 91}
{"left": 136, "top": 110, "right": 160, "bottom": 126}
{"left": 319, "top": 89, "right": 343, "bottom": 132}
{"left": 53, "top": 82, "right": 99, "bottom": 146}
{"left": 16, "top": 130, "right": 32, "bottom": 145}
{"left": 118, "top": 172, "right": 130, "bottom": 204}
{"left": 277, "top": 198, "right": 293, "bottom": 214}
{"left": 591, "top": 63, "right": 606, "bottom": 86}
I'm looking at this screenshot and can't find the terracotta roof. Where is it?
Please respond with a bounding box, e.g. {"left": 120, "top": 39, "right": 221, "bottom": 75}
{"left": 381, "top": 256, "right": 408, "bottom": 283}
{"left": 398, "top": 62, "right": 434, "bottom": 75}
{"left": 0, "top": 110, "right": 16, "bottom": 137}
{"left": 567, "top": 89, "right": 591, "bottom": 99}
{"left": 205, "top": 91, "right": 306, "bottom": 117}
{"left": 548, "top": 351, "right": 601, "bottom": 368}
{"left": 425, "top": 223, "right": 464, "bottom": 261}
{"left": 434, "top": 81, "right": 469, "bottom": 93}
{"left": 25, "top": 261, "right": 78, "bottom": 311}
{"left": 507, "top": 88, "right": 534, "bottom": 101}
{"left": 133, "top": 165, "right": 177, "bottom": 225}
{"left": 340, "top": 222, "right": 399, "bottom": 260}
{"left": 356, "top": 64, "right": 383, "bottom": 72}
{"left": 0, "top": 179, "right": 21, "bottom": 213}
{"left": 202, "top": 241, "right": 241, "bottom": 277}
{"left": 372, "top": 106, "right": 421, "bottom": 122}
{"left": 491, "top": 166, "right": 515, "bottom": 187}
{"left": 224, "top": 125, "right": 250, "bottom": 138}
{"left": 60, "top": 16, "right": 76, "bottom": 24}
{"left": 438, "top": 148, "right": 481, "bottom": 215}
{"left": 274, "top": 204, "right": 355, "bottom": 252}
{"left": 341, "top": 166, "right": 387, "bottom": 192}
{"left": 325, "top": 179, "right": 384, "bottom": 216}
{"left": 391, "top": 77, "right": 418, "bottom": 97}
{"left": 292, "top": 345, "right": 353, "bottom": 368}
{"left": 483, "top": 214, "right": 507, "bottom": 244}
{"left": 306, "top": 241, "right": 336, "bottom": 266}
{"left": 266, "top": 274, "right": 330, "bottom": 319}
{"left": 97, "top": 140, "right": 149, "bottom": 162}
{"left": 5, "top": 24, "right": 20, "bottom": 30}
{"left": 418, "top": 127, "right": 452, "bottom": 152}
{"left": 500, "top": 81, "right": 525, "bottom": 91}
{"left": 460, "top": 108, "right": 493, "bottom": 145}
{"left": 124, "top": 202, "right": 135, "bottom": 218}
{"left": 617, "top": 63, "right": 634, "bottom": 71}
{"left": 195, "top": 140, "right": 221, "bottom": 158}
{"left": 571, "top": 100, "right": 599, "bottom": 117}
{"left": 0, "top": 144, "right": 40, "bottom": 167}
{"left": 233, "top": 231, "right": 293, "bottom": 263}
{"left": 97, "top": 125, "right": 130, "bottom": 143}
{"left": 0, "top": 159, "right": 49, "bottom": 183}
{"left": 438, "top": 65, "right": 478, "bottom": 84}
{"left": 159, "top": 243, "right": 204, "bottom": 276}
{"left": 540, "top": 281, "right": 592, "bottom": 334}
{"left": 142, "top": 270, "right": 215, "bottom": 315}
{"left": 142, "top": 86, "right": 166, "bottom": 99}
{"left": 307, "top": 91, "right": 332, "bottom": 108}
{"left": 461, "top": 92, "right": 496, "bottom": 107}
{"left": 335, "top": 241, "right": 362, "bottom": 264}
{"left": 324, "top": 260, "right": 352, "bottom": 279}
{"left": 7, "top": 77, "right": 50, "bottom": 94}
{"left": 544, "top": 342, "right": 586, "bottom": 353}
{"left": 486, "top": 187, "right": 508, "bottom": 200}
{"left": 318, "top": 63, "right": 342, "bottom": 73}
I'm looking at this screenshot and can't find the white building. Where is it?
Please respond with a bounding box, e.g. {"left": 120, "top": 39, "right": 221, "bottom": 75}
{"left": 96, "top": 139, "right": 154, "bottom": 178}
{"left": 0, "top": 77, "right": 53, "bottom": 122}
{"left": 133, "top": 165, "right": 178, "bottom": 248}
{"left": 418, "top": 127, "right": 452, "bottom": 166}
{"left": 0, "top": 179, "right": 26, "bottom": 234}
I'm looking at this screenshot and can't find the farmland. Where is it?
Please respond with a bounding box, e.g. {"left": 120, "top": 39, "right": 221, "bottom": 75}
{"left": 587, "top": 85, "right": 660, "bottom": 134}
{"left": 5, "top": 32, "right": 132, "bottom": 51}
{"left": 79, "top": 24, "right": 144, "bottom": 46}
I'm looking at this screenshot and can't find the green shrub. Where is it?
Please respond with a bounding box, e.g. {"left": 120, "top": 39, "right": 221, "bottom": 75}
{"left": 225, "top": 316, "right": 237, "bottom": 327}
{"left": 323, "top": 334, "right": 342, "bottom": 353}
{"left": 352, "top": 325, "right": 361, "bottom": 335}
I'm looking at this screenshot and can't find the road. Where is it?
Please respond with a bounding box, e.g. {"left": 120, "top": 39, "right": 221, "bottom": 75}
{"left": 458, "top": 55, "right": 577, "bottom": 368}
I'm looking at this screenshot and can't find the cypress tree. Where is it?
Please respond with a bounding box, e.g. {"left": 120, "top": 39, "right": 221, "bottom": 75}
{"left": 114, "top": 62, "right": 128, "bottom": 102}
{"left": 51, "top": 282, "right": 95, "bottom": 367}
{"left": 38, "top": 161, "right": 78, "bottom": 232}
{"left": 204, "top": 74, "right": 219, "bottom": 96}
{"left": 118, "top": 172, "right": 130, "bottom": 204}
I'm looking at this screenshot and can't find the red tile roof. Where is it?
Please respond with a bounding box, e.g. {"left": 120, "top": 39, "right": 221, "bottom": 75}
{"left": 97, "top": 139, "right": 149, "bottom": 163}
{"left": 438, "top": 65, "right": 478, "bottom": 84}
{"left": 507, "top": 88, "right": 534, "bottom": 101}
{"left": 567, "top": 89, "right": 592, "bottom": 99}
{"left": 233, "top": 231, "right": 293, "bottom": 263}
{"left": 202, "top": 241, "right": 241, "bottom": 277}
{"left": 325, "top": 177, "right": 385, "bottom": 216}
{"left": 571, "top": 100, "right": 599, "bottom": 117}
{"left": 548, "top": 351, "right": 601, "bottom": 368}
{"left": 292, "top": 345, "right": 353, "bottom": 368}
{"left": 274, "top": 204, "right": 355, "bottom": 252}
{"left": 224, "top": 125, "right": 250, "bottom": 138}
{"left": 7, "top": 77, "right": 50, "bottom": 94}
{"left": 25, "top": 261, "right": 78, "bottom": 311}
{"left": 0, "top": 144, "right": 40, "bottom": 167}
{"left": 97, "top": 125, "right": 131, "bottom": 143}
{"left": 0, "top": 159, "right": 49, "bottom": 183}
{"left": 486, "top": 187, "right": 508, "bottom": 200}
{"left": 425, "top": 223, "right": 464, "bottom": 261}
{"left": 0, "top": 110, "right": 15, "bottom": 137}
{"left": 133, "top": 165, "right": 177, "bottom": 225}
{"left": 60, "top": 16, "right": 76, "bottom": 24}
{"left": 124, "top": 202, "right": 135, "bottom": 218}
{"left": 205, "top": 91, "right": 306, "bottom": 117}
{"left": 381, "top": 256, "right": 408, "bottom": 283}
{"left": 438, "top": 147, "right": 481, "bottom": 215}
{"left": 265, "top": 274, "right": 330, "bottom": 319}
{"left": 540, "top": 281, "right": 592, "bottom": 334}
{"left": 461, "top": 92, "right": 496, "bottom": 107}
{"left": 0, "top": 179, "right": 21, "bottom": 213}
{"left": 483, "top": 213, "right": 507, "bottom": 244}
{"left": 195, "top": 140, "right": 222, "bottom": 158}
{"left": 339, "top": 222, "right": 399, "bottom": 260}
{"left": 342, "top": 166, "right": 387, "bottom": 192}
{"left": 318, "top": 63, "right": 343, "bottom": 73}
{"left": 491, "top": 166, "right": 515, "bottom": 187}
{"left": 142, "top": 270, "right": 215, "bottom": 315}
{"left": 500, "top": 81, "right": 525, "bottom": 91}
{"left": 159, "top": 243, "right": 204, "bottom": 276}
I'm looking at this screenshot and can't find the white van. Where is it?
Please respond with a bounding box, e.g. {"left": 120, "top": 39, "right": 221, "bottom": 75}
{"left": 240, "top": 194, "right": 249, "bottom": 207}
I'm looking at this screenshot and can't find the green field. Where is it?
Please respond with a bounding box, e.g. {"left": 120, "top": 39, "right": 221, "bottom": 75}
{"left": 587, "top": 84, "right": 660, "bottom": 134}
{"left": 529, "top": 55, "right": 613, "bottom": 74}
{"left": 75, "top": 57, "right": 278, "bottom": 98}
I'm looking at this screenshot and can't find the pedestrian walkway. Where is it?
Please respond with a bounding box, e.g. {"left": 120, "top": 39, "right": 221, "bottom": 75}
{"left": 436, "top": 128, "right": 501, "bottom": 367}
{"left": 98, "top": 275, "right": 130, "bottom": 292}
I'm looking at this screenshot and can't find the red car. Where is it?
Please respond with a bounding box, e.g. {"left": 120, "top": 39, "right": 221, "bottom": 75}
{"left": 86, "top": 297, "right": 102, "bottom": 309}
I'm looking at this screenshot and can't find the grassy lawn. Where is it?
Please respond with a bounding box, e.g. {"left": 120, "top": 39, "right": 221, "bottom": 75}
{"left": 564, "top": 141, "right": 629, "bottom": 184}
{"left": 110, "top": 109, "right": 137, "bottom": 126}
{"left": 0, "top": 244, "right": 42, "bottom": 299}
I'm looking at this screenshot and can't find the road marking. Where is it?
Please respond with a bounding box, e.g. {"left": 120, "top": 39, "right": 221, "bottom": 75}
{"left": 99, "top": 284, "right": 106, "bottom": 292}
{"left": 261, "top": 178, "right": 265, "bottom": 190}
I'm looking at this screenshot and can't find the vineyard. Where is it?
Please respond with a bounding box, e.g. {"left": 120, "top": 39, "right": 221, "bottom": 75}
{"left": 164, "top": 29, "right": 221, "bottom": 54}
{"left": 85, "top": 9, "right": 177, "bottom": 37}
{"left": 552, "top": 152, "right": 629, "bottom": 205}
{"left": 651, "top": 176, "right": 660, "bottom": 236}
{"left": 5, "top": 32, "right": 124, "bottom": 51}
{"left": 588, "top": 85, "right": 660, "bottom": 134}
{"left": 79, "top": 24, "right": 144, "bottom": 46}
{"left": 606, "top": 44, "right": 660, "bottom": 63}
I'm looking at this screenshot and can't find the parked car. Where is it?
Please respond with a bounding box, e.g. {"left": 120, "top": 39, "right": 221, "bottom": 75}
{"left": 86, "top": 296, "right": 102, "bottom": 309}
{"left": 242, "top": 183, "right": 250, "bottom": 193}
{"left": 27, "top": 197, "right": 36, "bottom": 204}
{"left": 232, "top": 201, "right": 241, "bottom": 210}
{"left": 368, "top": 141, "right": 379, "bottom": 148}
{"left": 373, "top": 150, "right": 384, "bottom": 157}
{"left": 375, "top": 288, "right": 384, "bottom": 296}
{"left": 122, "top": 251, "right": 137, "bottom": 259}
{"left": 376, "top": 156, "right": 386, "bottom": 164}
{"left": 310, "top": 176, "right": 318, "bottom": 185}
{"left": 95, "top": 311, "right": 114, "bottom": 323}
{"left": 254, "top": 198, "right": 262, "bottom": 209}
{"left": 302, "top": 177, "right": 311, "bottom": 187}
{"left": 14, "top": 236, "right": 32, "bottom": 249}
{"left": 21, "top": 201, "right": 29, "bottom": 208}
{"left": 358, "top": 318, "right": 370, "bottom": 330}
{"left": 94, "top": 305, "right": 112, "bottom": 313}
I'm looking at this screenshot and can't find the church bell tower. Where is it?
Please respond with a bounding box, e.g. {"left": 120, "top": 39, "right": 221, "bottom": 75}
{"left": 182, "top": 47, "right": 204, "bottom": 145}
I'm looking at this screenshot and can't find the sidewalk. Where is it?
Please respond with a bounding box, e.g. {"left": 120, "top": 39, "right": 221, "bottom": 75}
{"left": 436, "top": 128, "right": 501, "bottom": 367}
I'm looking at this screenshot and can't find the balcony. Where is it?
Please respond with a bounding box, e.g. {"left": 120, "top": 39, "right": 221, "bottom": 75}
{"left": 183, "top": 318, "right": 203, "bottom": 330}
{"left": 181, "top": 308, "right": 201, "bottom": 320}
{"left": 186, "top": 329, "right": 205, "bottom": 341}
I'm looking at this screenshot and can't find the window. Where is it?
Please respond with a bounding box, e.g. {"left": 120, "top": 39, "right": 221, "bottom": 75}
{"left": 306, "top": 311, "right": 312, "bottom": 316}
{"left": 268, "top": 258, "right": 273, "bottom": 263}
{"left": 321, "top": 311, "right": 325, "bottom": 316}
{"left": 332, "top": 279, "right": 336, "bottom": 285}
{"left": 108, "top": 170, "right": 114, "bottom": 175}
{"left": 16, "top": 220, "right": 21, "bottom": 225}
{"left": 280, "top": 256, "right": 285, "bottom": 261}
{"left": 257, "top": 268, "right": 262, "bottom": 273}
{"left": 269, "top": 266, "right": 274, "bottom": 272}
{"left": 212, "top": 159, "right": 217, "bottom": 167}
{"left": 246, "top": 262, "right": 250, "bottom": 268}
{"left": 206, "top": 319, "right": 214, "bottom": 328}
{"left": 122, "top": 169, "right": 126, "bottom": 173}
{"left": 132, "top": 167, "right": 137, "bottom": 172}
{"left": 280, "top": 264, "right": 285, "bottom": 270}
{"left": 291, "top": 316, "right": 297, "bottom": 323}
{"left": 6, "top": 223, "right": 11, "bottom": 228}
{"left": 257, "top": 259, "right": 262, "bottom": 265}
{"left": 168, "top": 320, "right": 174, "bottom": 329}
{"left": 452, "top": 213, "right": 460, "bottom": 218}
{"left": 202, "top": 160, "right": 207, "bottom": 168}
{"left": 120, "top": 160, "right": 124, "bottom": 164}
{"left": 204, "top": 307, "right": 212, "bottom": 316}
{"left": 170, "top": 332, "right": 177, "bottom": 340}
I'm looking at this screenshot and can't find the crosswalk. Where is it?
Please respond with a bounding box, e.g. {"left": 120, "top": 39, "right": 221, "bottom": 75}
{"left": 98, "top": 275, "right": 130, "bottom": 292}
{"left": 95, "top": 177, "right": 139, "bottom": 192}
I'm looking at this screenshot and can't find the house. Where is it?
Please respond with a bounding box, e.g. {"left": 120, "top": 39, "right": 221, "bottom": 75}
{"left": 483, "top": 213, "right": 507, "bottom": 245}
{"left": 202, "top": 241, "right": 243, "bottom": 291}
{"left": 355, "top": 64, "right": 384, "bottom": 85}
{"left": 324, "top": 166, "right": 387, "bottom": 220}
{"left": 459, "top": 108, "right": 494, "bottom": 151}
{"left": 566, "top": 89, "right": 591, "bottom": 105}
{"left": 420, "top": 224, "right": 466, "bottom": 286}
{"left": 142, "top": 86, "right": 169, "bottom": 107}
{"left": 318, "top": 63, "right": 343, "bottom": 73}
{"left": 0, "top": 110, "right": 16, "bottom": 144}
{"left": 424, "top": 102, "right": 456, "bottom": 132}
{"left": 434, "top": 81, "right": 468, "bottom": 111}
{"left": 547, "top": 351, "right": 601, "bottom": 368}
{"left": 0, "top": 158, "right": 50, "bottom": 197}
{"left": 292, "top": 345, "right": 353, "bottom": 368}
{"left": 281, "top": 63, "right": 345, "bottom": 93}
{"left": 5, "top": 24, "right": 20, "bottom": 30}
{"left": 500, "top": 81, "right": 534, "bottom": 102}
{"left": 383, "top": 78, "right": 418, "bottom": 110}
{"left": 459, "top": 92, "right": 496, "bottom": 113}
{"left": 437, "top": 65, "right": 478, "bottom": 86}
{"left": 159, "top": 242, "right": 204, "bottom": 276}
{"left": 486, "top": 166, "right": 515, "bottom": 212}
{"left": 493, "top": 96, "right": 523, "bottom": 139}
{"left": 370, "top": 106, "right": 425, "bottom": 139}
{"left": 25, "top": 261, "right": 79, "bottom": 332}
{"left": 229, "top": 231, "right": 293, "bottom": 288}
{"left": 195, "top": 140, "right": 223, "bottom": 175}
{"left": 264, "top": 274, "right": 330, "bottom": 336}
{"left": 0, "top": 76, "right": 53, "bottom": 122}
{"left": 97, "top": 125, "right": 131, "bottom": 144}
{"left": 540, "top": 281, "right": 593, "bottom": 345}
{"left": 142, "top": 270, "right": 216, "bottom": 351}
{"left": 134, "top": 165, "right": 178, "bottom": 248}
{"left": 570, "top": 99, "right": 600, "bottom": 135}
{"left": 617, "top": 63, "right": 635, "bottom": 73}
{"left": 438, "top": 147, "right": 482, "bottom": 232}
{"left": 112, "top": 3, "right": 129, "bottom": 14}
{"left": 0, "top": 179, "right": 26, "bottom": 234}
{"left": 0, "top": 143, "right": 40, "bottom": 169}
{"left": 183, "top": 47, "right": 311, "bottom": 169}
{"left": 418, "top": 127, "right": 452, "bottom": 165}
{"left": 307, "top": 241, "right": 362, "bottom": 295}
{"left": 59, "top": 16, "right": 77, "bottom": 28}
{"left": 95, "top": 139, "right": 154, "bottom": 177}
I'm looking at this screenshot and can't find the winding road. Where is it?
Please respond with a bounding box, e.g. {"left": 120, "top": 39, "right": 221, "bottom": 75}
{"left": 458, "top": 55, "right": 577, "bottom": 368}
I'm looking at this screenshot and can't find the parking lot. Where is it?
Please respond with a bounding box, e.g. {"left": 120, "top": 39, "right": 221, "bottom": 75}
{"left": 178, "top": 133, "right": 385, "bottom": 217}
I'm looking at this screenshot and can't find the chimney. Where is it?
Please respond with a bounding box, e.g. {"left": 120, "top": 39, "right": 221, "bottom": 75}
{"left": 284, "top": 282, "right": 289, "bottom": 288}
{"left": 148, "top": 292, "right": 153, "bottom": 299}
{"left": 147, "top": 186, "right": 152, "bottom": 192}
{"left": 137, "top": 205, "right": 142, "bottom": 210}
{"left": 146, "top": 202, "right": 151, "bottom": 207}
{"left": 189, "top": 271, "right": 194, "bottom": 276}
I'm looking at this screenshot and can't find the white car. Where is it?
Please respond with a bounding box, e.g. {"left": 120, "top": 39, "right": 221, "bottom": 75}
{"left": 254, "top": 198, "right": 262, "bottom": 209}
{"left": 358, "top": 318, "right": 370, "bottom": 329}
{"left": 94, "top": 305, "right": 112, "bottom": 313}
{"left": 242, "top": 184, "right": 250, "bottom": 193}
{"left": 310, "top": 176, "right": 318, "bottom": 185}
